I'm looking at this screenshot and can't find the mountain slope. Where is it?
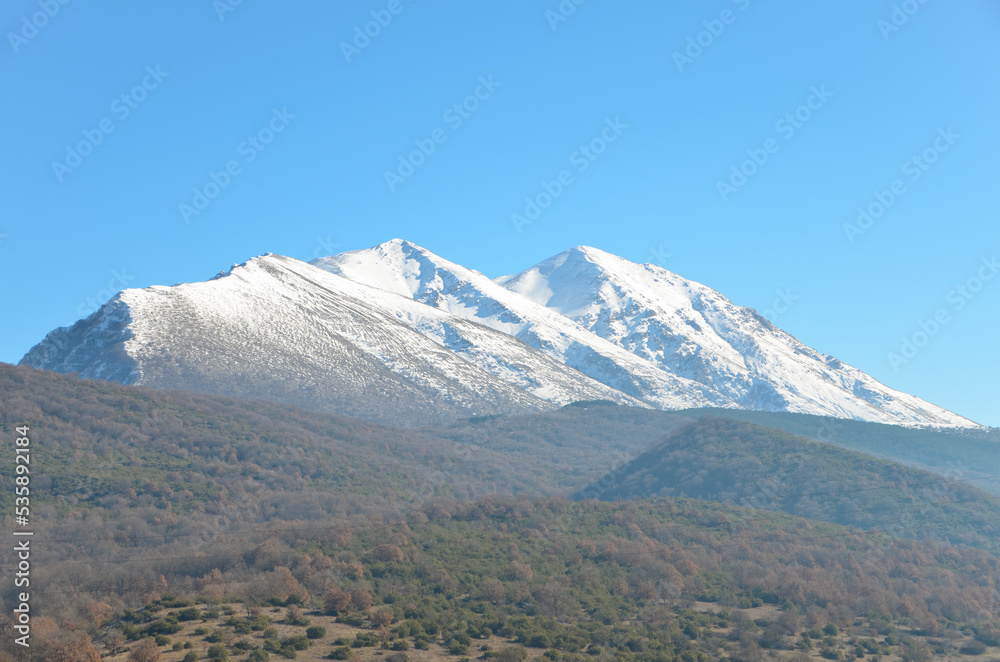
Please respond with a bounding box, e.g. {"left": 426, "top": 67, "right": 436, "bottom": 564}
{"left": 499, "top": 246, "right": 976, "bottom": 428}
{"left": 21, "top": 240, "right": 979, "bottom": 428}
{"left": 577, "top": 416, "right": 1000, "bottom": 554}
{"left": 19, "top": 254, "right": 639, "bottom": 425}
{"left": 6, "top": 367, "right": 1000, "bottom": 659}
{"left": 677, "top": 407, "right": 1000, "bottom": 492}
{"left": 311, "top": 239, "right": 725, "bottom": 410}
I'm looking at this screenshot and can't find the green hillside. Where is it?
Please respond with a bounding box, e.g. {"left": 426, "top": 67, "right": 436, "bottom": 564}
{"left": 579, "top": 417, "right": 1000, "bottom": 554}
{"left": 676, "top": 408, "right": 1000, "bottom": 493}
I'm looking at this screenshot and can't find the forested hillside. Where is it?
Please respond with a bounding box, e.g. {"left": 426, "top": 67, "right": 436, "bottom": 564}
{"left": 6, "top": 497, "right": 1000, "bottom": 661}
{"left": 678, "top": 409, "right": 1000, "bottom": 493}
{"left": 578, "top": 417, "right": 1000, "bottom": 553}
{"left": 3, "top": 365, "right": 1000, "bottom": 661}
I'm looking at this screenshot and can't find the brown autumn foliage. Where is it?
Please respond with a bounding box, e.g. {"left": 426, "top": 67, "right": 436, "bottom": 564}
{"left": 323, "top": 586, "right": 351, "bottom": 614}
{"left": 127, "top": 638, "right": 161, "bottom": 662}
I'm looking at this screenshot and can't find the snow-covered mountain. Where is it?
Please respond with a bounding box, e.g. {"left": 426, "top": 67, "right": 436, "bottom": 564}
{"left": 312, "top": 240, "right": 725, "bottom": 410}
{"left": 20, "top": 240, "right": 978, "bottom": 428}
{"left": 499, "top": 246, "right": 976, "bottom": 427}
{"left": 20, "top": 254, "right": 640, "bottom": 425}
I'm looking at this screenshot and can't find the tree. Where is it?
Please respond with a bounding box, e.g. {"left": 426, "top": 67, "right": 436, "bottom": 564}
{"left": 371, "top": 544, "right": 404, "bottom": 562}
{"left": 128, "top": 639, "right": 161, "bottom": 662}
{"left": 481, "top": 578, "right": 505, "bottom": 604}
{"left": 350, "top": 588, "right": 373, "bottom": 612}
{"left": 370, "top": 611, "right": 393, "bottom": 627}
{"left": 324, "top": 587, "right": 351, "bottom": 614}
{"left": 901, "top": 639, "right": 932, "bottom": 662}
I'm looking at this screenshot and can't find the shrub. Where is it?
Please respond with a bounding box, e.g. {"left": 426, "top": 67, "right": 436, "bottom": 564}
{"left": 959, "top": 640, "right": 987, "bottom": 655}
{"left": 249, "top": 651, "right": 271, "bottom": 662}
{"left": 208, "top": 643, "right": 230, "bottom": 661}
{"left": 976, "top": 627, "right": 1000, "bottom": 647}
{"left": 183, "top": 653, "right": 198, "bottom": 662}
{"left": 307, "top": 626, "right": 327, "bottom": 640}
{"left": 529, "top": 634, "right": 552, "bottom": 649}
{"left": 494, "top": 647, "right": 527, "bottom": 662}
{"left": 352, "top": 632, "right": 380, "bottom": 648}
{"left": 337, "top": 614, "right": 365, "bottom": 627}
{"left": 285, "top": 605, "right": 309, "bottom": 626}
{"left": 328, "top": 647, "right": 355, "bottom": 660}
{"left": 145, "top": 620, "right": 182, "bottom": 636}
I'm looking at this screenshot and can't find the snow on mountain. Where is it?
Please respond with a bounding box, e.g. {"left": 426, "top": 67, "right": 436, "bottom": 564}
{"left": 20, "top": 254, "right": 644, "bottom": 425}
{"left": 311, "top": 239, "right": 725, "bottom": 410}
{"left": 20, "top": 240, "right": 979, "bottom": 428}
{"left": 498, "top": 246, "right": 978, "bottom": 428}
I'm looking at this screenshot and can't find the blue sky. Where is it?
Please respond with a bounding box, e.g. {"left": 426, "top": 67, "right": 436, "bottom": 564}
{"left": 1, "top": 1, "right": 998, "bottom": 425}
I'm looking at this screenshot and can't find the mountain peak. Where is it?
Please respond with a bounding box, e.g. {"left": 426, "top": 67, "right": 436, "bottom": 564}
{"left": 19, "top": 240, "right": 979, "bottom": 429}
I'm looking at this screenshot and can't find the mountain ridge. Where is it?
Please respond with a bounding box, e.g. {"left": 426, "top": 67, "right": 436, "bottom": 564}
{"left": 20, "top": 239, "right": 979, "bottom": 428}
{"left": 500, "top": 243, "right": 976, "bottom": 427}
